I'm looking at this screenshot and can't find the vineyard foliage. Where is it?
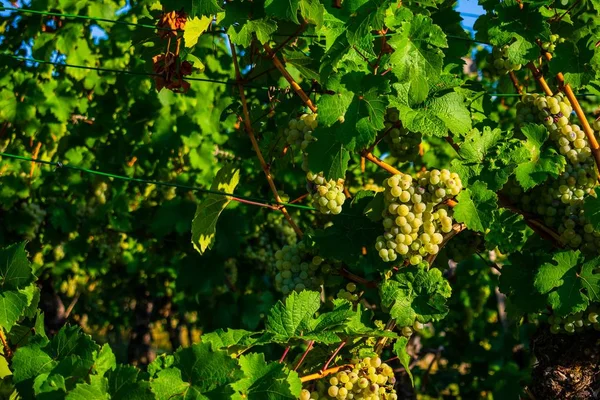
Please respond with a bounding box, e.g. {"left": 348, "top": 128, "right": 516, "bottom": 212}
{"left": 0, "top": 0, "right": 600, "bottom": 399}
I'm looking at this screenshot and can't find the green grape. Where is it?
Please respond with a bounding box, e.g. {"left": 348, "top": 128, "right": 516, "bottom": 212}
{"left": 307, "top": 171, "right": 346, "bottom": 215}
{"left": 300, "top": 389, "right": 311, "bottom": 400}
{"left": 381, "top": 108, "right": 422, "bottom": 161}
{"left": 487, "top": 45, "right": 522, "bottom": 76}
{"left": 273, "top": 242, "right": 329, "bottom": 295}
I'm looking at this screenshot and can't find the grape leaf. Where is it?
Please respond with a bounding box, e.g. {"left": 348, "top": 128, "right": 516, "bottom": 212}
{"left": 305, "top": 127, "right": 351, "bottom": 180}
{"left": 150, "top": 368, "right": 191, "bottom": 400}
{"left": 34, "top": 373, "right": 66, "bottom": 397}
{"left": 265, "top": 290, "right": 321, "bottom": 341}
{"left": 65, "top": 380, "right": 109, "bottom": 400}
{"left": 389, "top": 83, "right": 471, "bottom": 137}
{"left": 201, "top": 329, "right": 259, "bottom": 353}
{"left": 583, "top": 187, "right": 600, "bottom": 231}
{"left": 192, "top": 164, "right": 240, "bottom": 255}
{"left": 191, "top": 0, "right": 223, "bottom": 17}
{"left": 393, "top": 337, "right": 413, "bottom": 385}
{"left": 499, "top": 252, "right": 548, "bottom": 318}
{"left": 548, "top": 39, "right": 600, "bottom": 90}
{"left": 231, "top": 353, "right": 301, "bottom": 399}
{"left": 184, "top": 16, "right": 213, "bottom": 48}
{"left": 580, "top": 258, "right": 600, "bottom": 302}
{"left": 485, "top": 209, "right": 532, "bottom": 253}
{"left": 387, "top": 15, "right": 447, "bottom": 100}
{"left": 94, "top": 344, "right": 116, "bottom": 377}
{"left": 346, "top": 0, "right": 387, "bottom": 57}
{"left": 0, "top": 242, "right": 35, "bottom": 291}
{"left": 264, "top": 0, "right": 301, "bottom": 24}
{"left": 0, "top": 291, "right": 29, "bottom": 331}
{"left": 107, "top": 365, "right": 153, "bottom": 400}
{"left": 12, "top": 344, "right": 57, "bottom": 385}
{"left": 514, "top": 123, "right": 565, "bottom": 190}
{"left": 380, "top": 266, "right": 452, "bottom": 326}
{"left": 453, "top": 181, "right": 498, "bottom": 233}
{"left": 534, "top": 251, "right": 589, "bottom": 316}
{"left": 228, "top": 19, "right": 278, "bottom": 47}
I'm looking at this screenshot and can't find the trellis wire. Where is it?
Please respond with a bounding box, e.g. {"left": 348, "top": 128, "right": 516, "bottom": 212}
{"left": 5, "top": 54, "right": 596, "bottom": 98}
{"left": 3, "top": 6, "right": 488, "bottom": 44}
{"left": 0, "top": 152, "right": 319, "bottom": 212}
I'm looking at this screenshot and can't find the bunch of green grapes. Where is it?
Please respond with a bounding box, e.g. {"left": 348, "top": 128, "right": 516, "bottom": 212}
{"left": 382, "top": 108, "right": 422, "bottom": 161}
{"left": 300, "top": 356, "right": 398, "bottom": 400}
{"left": 94, "top": 181, "right": 109, "bottom": 204}
{"left": 285, "top": 113, "right": 318, "bottom": 151}
{"left": 514, "top": 93, "right": 600, "bottom": 252}
{"left": 265, "top": 212, "right": 297, "bottom": 245}
{"left": 548, "top": 304, "right": 600, "bottom": 334}
{"left": 336, "top": 282, "right": 359, "bottom": 302}
{"left": 541, "top": 34, "right": 564, "bottom": 53}
{"left": 375, "top": 169, "right": 463, "bottom": 265}
{"left": 487, "top": 45, "right": 522, "bottom": 76}
{"left": 307, "top": 171, "right": 346, "bottom": 215}
{"left": 274, "top": 243, "right": 330, "bottom": 295}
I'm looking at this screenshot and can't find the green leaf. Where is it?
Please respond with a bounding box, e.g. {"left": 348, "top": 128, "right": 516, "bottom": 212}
{"left": 453, "top": 181, "right": 498, "bottom": 233}
{"left": 265, "top": 0, "right": 300, "bottom": 24}
{"left": 265, "top": 290, "right": 321, "bottom": 341}
{"left": 393, "top": 337, "right": 413, "bottom": 385}
{"left": 380, "top": 266, "right": 452, "bottom": 326}
{"left": 583, "top": 187, "right": 600, "bottom": 231}
{"left": 94, "top": 344, "right": 116, "bottom": 377}
{"left": 191, "top": 0, "right": 223, "bottom": 17}
{"left": 388, "top": 15, "right": 447, "bottom": 97}
{"left": 499, "top": 252, "right": 548, "bottom": 318}
{"left": 580, "top": 258, "right": 600, "bottom": 302}
{"left": 228, "top": 19, "right": 278, "bottom": 47}
{"left": 177, "top": 343, "right": 240, "bottom": 394}
{"left": 12, "top": 345, "right": 57, "bottom": 384}
{"left": 0, "top": 291, "right": 28, "bottom": 331}
{"left": 231, "top": 353, "right": 301, "bottom": 399}
{"left": 485, "top": 209, "right": 532, "bottom": 253}
{"left": 184, "top": 16, "right": 213, "bottom": 48}
{"left": 108, "top": 365, "right": 153, "bottom": 400}
{"left": 514, "top": 123, "right": 565, "bottom": 190}
{"left": 48, "top": 325, "right": 99, "bottom": 364}
{"left": 548, "top": 40, "right": 599, "bottom": 90}
{"left": 34, "top": 373, "right": 66, "bottom": 396}
{"left": 390, "top": 83, "right": 471, "bottom": 137}
{"left": 534, "top": 251, "right": 589, "bottom": 316}
{"left": 150, "top": 368, "right": 191, "bottom": 400}
{"left": 0, "top": 242, "right": 35, "bottom": 291}
{"left": 346, "top": 0, "right": 387, "bottom": 57}
{"left": 305, "top": 128, "right": 351, "bottom": 180}
{"left": 191, "top": 164, "right": 241, "bottom": 254}
{"left": 65, "top": 380, "right": 109, "bottom": 400}
{"left": 201, "top": 329, "right": 259, "bottom": 354}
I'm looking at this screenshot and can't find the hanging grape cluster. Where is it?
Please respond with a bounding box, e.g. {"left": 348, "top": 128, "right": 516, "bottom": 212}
{"left": 274, "top": 242, "right": 331, "bottom": 295}
{"left": 514, "top": 93, "right": 599, "bottom": 252}
{"left": 285, "top": 113, "right": 318, "bottom": 153}
{"left": 336, "top": 282, "right": 359, "bottom": 302}
{"left": 300, "top": 356, "right": 398, "bottom": 400}
{"left": 541, "top": 34, "right": 564, "bottom": 54}
{"left": 382, "top": 108, "right": 421, "bottom": 161}
{"left": 488, "top": 45, "right": 522, "bottom": 76}
{"left": 375, "top": 169, "right": 463, "bottom": 264}
{"left": 307, "top": 172, "right": 346, "bottom": 215}
{"left": 548, "top": 304, "right": 600, "bottom": 334}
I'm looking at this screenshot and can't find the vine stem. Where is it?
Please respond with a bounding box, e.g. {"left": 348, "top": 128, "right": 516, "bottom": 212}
{"left": 526, "top": 62, "right": 553, "bottom": 96}
{"left": 279, "top": 346, "right": 291, "bottom": 363}
{"left": 294, "top": 340, "right": 314, "bottom": 371}
{"left": 339, "top": 268, "right": 378, "bottom": 288}
{"left": 321, "top": 341, "right": 346, "bottom": 372}
{"left": 229, "top": 40, "right": 304, "bottom": 238}
{"left": 508, "top": 71, "right": 523, "bottom": 95}
{"left": 300, "top": 364, "right": 354, "bottom": 382}
{"left": 230, "top": 197, "right": 279, "bottom": 210}
{"left": 374, "top": 319, "right": 396, "bottom": 354}
{"left": 360, "top": 151, "right": 402, "bottom": 175}
{"left": 263, "top": 43, "right": 317, "bottom": 113}
{"left": 0, "top": 328, "right": 12, "bottom": 359}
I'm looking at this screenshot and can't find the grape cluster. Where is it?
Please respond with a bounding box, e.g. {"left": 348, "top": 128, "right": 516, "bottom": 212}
{"left": 300, "top": 356, "right": 398, "bottom": 400}
{"left": 488, "top": 45, "right": 522, "bottom": 76}
{"left": 382, "top": 108, "right": 421, "bottom": 161}
{"left": 548, "top": 304, "right": 600, "bottom": 334}
{"left": 307, "top": 172, "right": 346, "bottom": 215}
{"left": 274, "top": 243, "right": 330, "bottom": 295}
{"left": 541, "top": 34, "right": 564, "bottom": 54}
{"left": 285, "top": 113, "right": 318, "bottom": 151}
{"left": 336, "top": 282, "right": 359, "bottom": 302}
{"left": 514, "top": 93, "right": 600, "bottom": 252}
{"left": 375, "top": 169, "right": 463, "bottom": 264}
{"left": 399, "top": 320, "right": 425, "bottom": 338}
